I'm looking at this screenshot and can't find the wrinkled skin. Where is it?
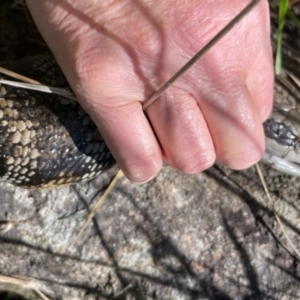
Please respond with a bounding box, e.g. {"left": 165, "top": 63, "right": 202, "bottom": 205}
{"left": 26, "top": 0, "right": 273, "bottom": 183}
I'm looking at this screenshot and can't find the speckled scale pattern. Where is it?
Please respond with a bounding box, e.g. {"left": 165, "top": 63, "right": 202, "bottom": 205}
{"left": 0, "top": 55, "right": 116, "bottom": 187}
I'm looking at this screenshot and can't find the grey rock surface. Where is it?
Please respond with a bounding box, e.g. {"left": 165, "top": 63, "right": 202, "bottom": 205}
{"left": 0, "top": 164, "right": 300, "bottom": 299}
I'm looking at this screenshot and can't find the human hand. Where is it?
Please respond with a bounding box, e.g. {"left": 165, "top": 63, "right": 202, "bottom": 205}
{"left": 26, "top": 0, "right": 273, "bottom": 183}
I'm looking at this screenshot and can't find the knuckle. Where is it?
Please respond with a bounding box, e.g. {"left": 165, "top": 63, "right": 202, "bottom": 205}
{"left": 123, "top": 155, "right": 162, "bottom": 184}
{"left": 220, "top": 144, "right": 264, "bottom": 170}
{"left": 172, "top": 151, "right": 216, "bottom": 174}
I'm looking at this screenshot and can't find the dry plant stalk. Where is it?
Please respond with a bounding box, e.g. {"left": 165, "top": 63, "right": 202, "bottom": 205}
{"left": 0, "top": 274, "right": 50, "bottom": 300}
{"left": 143, "top": 0, "right": 261, "bottom": 109}
{"left": 0, "top": 66, "right": 76, "bottom": 101}
{"left": 69, "top": 169, "right": 124, "bottom": 249}
{"left": 255, "top": 163, "right": 300, "bottom": 259}
{"left": 0, "top": 216, "right": 41, "bottom": 233}
{"left": 109, "top": 283, "right": 133, "bottom": 299}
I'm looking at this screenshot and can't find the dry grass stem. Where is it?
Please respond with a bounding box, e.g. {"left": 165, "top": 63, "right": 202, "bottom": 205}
{"left": 142, "top": 0, "right": 261, "bottom": 109}
{"left": 69, "top": 169, "right": 124, "bottom": 249}
{"left": 0, "top": 66, "right": 76, "bottom": 101}
{"left": 0, "top": 274, "right": 50, "bottom": 300}
{"left": 255, "top": 163, "right": 300, "bottom": 259}
{"left": 0, "top": 66, "right": 41, "bottom": 84}
{"left": 109, "top": 283, "right": 133, "bottom": 299}
{"left": 0, "top": 216, "right": 41, "bottom": 233}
